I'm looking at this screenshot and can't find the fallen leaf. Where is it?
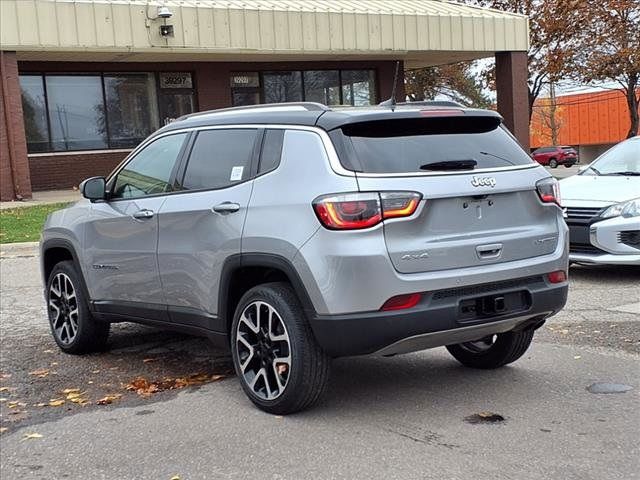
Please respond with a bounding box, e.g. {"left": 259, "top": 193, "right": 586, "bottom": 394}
{"left": 62, "top": 388, "right": 80, "bottom": 394}
{"left": 170, "top": 476, "right": 181, "bottom": 480}
{"left": 88, "top": 381, "right": 94, "bottom": 385}
{"left": 43, "top": 349, "right": 54, "bottom": 353}
{"left": 29, "top": 368, "right": 50, "bottom": 378}
{"left": 96, "top": 394, "right": 122, "bottom": 405}
{"left": 35, "top": 403, "right": 47, "bottom": 407}
{"left": 0, "top": 427, "right": 8, "bottom": 434}
{"left": 573, "top": 355, "right": 581, "bottom": 360}
{"left": 142, "top": 358, "right": 156, "bottom": 363}
{"left": 22, "top": 433, "right": 43, "bottom": 440}
{"left": 50, "top": 362, "right": 58, "bottom": 366}
{"left": 91, "top": 370, "right": 101, "bottom": 374}
{"left": 0, "top": 398, "right": 7, "bottom": 402}
{"left": 0, "top": 387, "right": 12, "bottom": 392}
{"left": 49, "top": 399, "right": 65, "bottom": 407}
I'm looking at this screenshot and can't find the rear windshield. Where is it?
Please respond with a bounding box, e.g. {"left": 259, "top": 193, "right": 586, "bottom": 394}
{"left": 329, "top": 117, "right": 534, "bottom": 173}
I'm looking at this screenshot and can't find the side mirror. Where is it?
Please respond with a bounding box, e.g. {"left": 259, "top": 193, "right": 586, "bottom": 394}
{"left": 80, "top": 176, "right": 106, "bottom": 201}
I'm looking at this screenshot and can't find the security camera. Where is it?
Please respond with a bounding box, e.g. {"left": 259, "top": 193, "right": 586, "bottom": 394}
{"left": 157, "top": 6, "right": 173, "bottom": 18}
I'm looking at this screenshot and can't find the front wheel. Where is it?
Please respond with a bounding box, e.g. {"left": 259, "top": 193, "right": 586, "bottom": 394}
{"left": 446, "top": 329, "right": 534, "bottom": 369}
{"left": 231, "top": 282, "right": 330, "bottom": 415}
{"left": 46, "top": 261, "right": 109, "bottom": 354}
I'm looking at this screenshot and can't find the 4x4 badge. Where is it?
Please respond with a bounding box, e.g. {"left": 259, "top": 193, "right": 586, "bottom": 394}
{"left": 471, "top": 176, "right": 496, "bottom": 188}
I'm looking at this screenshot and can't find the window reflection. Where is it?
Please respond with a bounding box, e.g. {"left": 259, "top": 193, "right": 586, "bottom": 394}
{"left": 19, "top": 76, "right": 50, "bottom": 153}
{"left": 304, "top": 71, "right": 340, "bottom": 105}
{"left": 46, "top": 76, "right": 107, "bottom": 151}
{"left": 105, "top": 74, "right": 159, "bottom": 148}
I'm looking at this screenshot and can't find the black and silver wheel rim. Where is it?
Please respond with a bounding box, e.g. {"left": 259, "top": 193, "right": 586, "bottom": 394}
{"left": 459, "top": 334, "right": 497, "bottom": 353}
{"left": 235, "top": 301, "right": 291, "bottom": 401}
{"left": 48, "top": 273, "right": 79, "bottom": 345}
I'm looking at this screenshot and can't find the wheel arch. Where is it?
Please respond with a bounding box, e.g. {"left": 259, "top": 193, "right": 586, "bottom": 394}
{"left": 41, "top": 239, "right": 92, "bottom": 304}
{"left": 219, "top": 254, "right": 316, "bottom": 337}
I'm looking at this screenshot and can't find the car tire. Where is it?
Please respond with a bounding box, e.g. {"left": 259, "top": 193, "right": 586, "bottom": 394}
{"left": 46, "top": 260, "right": 110, "bottom": 354}
{"left": 445, "top": 329, "right": 534, "bottom": 369}
{"left": 564, "top": 163, "right": 573, "bottom": 168}
{"left": 231, "top": 282, "right": 331, "bottom": 415}
{"left": 549, "top": 158, "right": 558, "bottom": 168}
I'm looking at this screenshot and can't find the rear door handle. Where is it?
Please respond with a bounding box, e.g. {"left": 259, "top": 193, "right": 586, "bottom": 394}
{"left": 212, "top": 202, "right": 240, "bottom": 214}
{"left": 132, "top": 209, "right": 154, "bottom": 220}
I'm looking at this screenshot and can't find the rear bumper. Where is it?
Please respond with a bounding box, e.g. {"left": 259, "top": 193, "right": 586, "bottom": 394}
{"left": 310, "top": 278, "right": 568, "bottom": 357}
{"left": 570, "top": 252, "right": 640, "bottom": 266}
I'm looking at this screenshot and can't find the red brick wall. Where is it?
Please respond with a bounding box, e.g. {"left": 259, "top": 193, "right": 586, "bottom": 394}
{"left": 1, "top": 51, "right": 32, "bottom": 201}
{"left": 29, "top": 150, "right": 129, "bottom": 191}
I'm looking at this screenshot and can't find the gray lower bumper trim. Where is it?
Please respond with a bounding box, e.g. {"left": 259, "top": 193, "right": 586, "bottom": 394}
{"left": 570, "top": 252, "right": 640, "bottom": 266}
{"left": 373, "top": 314, "right": 541, "bottom": 357}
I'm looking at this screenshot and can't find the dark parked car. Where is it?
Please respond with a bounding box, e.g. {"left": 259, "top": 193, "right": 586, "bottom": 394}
{"left": 532, "top": 146, "right": 578, "bottom": 168}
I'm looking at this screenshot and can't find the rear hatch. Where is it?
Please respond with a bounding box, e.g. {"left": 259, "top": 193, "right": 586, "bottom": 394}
{"left": 329, "top": 113, "right": 560, "bottom": 273}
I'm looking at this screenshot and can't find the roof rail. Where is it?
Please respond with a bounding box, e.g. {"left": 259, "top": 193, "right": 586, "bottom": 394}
{"left": 396, "top": 100, "right": 465, "bottom": 108}
{"left": 177, "top": 102, "right": 330, "bottom": 121}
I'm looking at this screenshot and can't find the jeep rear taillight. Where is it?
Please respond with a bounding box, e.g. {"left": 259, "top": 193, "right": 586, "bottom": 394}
{"left": 535, "top": 178, "right": 561, "bottom": 206}
{"left": 313, "top": 192, "right": 422, "bottom": 230}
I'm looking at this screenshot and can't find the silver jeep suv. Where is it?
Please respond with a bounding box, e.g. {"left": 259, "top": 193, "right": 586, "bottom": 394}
{"left": 40, "top": 102, "right": 568, "bottom": 414}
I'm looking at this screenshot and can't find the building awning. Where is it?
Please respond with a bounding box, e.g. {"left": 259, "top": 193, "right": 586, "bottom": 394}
{"left": 1, "top": 0, "right": 529, "bottom": 66}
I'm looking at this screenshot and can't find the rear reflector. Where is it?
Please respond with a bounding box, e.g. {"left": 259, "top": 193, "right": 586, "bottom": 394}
{"left": 381, "top": 293, "right": 422, "bottom": 311}
{"left": 547, "top": 270, "right": 567, "bottom": 284}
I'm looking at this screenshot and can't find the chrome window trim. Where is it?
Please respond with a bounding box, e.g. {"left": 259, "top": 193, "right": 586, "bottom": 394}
{"left": 111, "top": 123, "right": 540, "bottom": 181}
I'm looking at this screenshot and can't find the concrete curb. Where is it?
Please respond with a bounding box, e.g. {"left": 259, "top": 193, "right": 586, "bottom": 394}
{"left": 0, "top": 241, "right": 39, "bottom": 258}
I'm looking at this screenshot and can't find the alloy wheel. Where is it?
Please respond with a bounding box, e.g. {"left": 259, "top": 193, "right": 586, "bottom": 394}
{"left": 235, "top": 301, "right": 291, "bottom": 400}
{"left": 48, "top": 273, "right": 79, "bottom": 345}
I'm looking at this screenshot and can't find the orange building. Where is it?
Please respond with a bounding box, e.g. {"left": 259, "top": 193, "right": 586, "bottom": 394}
{"left": 530, "top": 89, "right": 639, "bottom": 162}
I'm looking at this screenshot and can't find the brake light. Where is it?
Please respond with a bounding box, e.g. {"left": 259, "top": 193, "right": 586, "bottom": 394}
{"left": 536, "top": 178, "right": 561, "bottom": 206}
{"left": 313, "top": 192, "right": 421, "bottom": 230}
{"left": 420, "top": 109, "right": 464, "bottom": 117}
{"left": 381, "top": 293, "right": 422, "bottom": 311}
{"left": 547, "top": 270, "right": 567, "bottom": 284}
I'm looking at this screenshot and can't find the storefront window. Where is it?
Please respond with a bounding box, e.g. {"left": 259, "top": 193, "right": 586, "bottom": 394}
{"left": 18, "top": 72, "right": 196, "bottom": 153}
{"left": 263, "top": 72, "right": 303, "bottom": 103}
{"left": 230, "top": 69, "right": 376, "bottom": 107}
{"left": 304, "top": 71, "right": 341, "bottom": 105}
{"left": 341, "top": 70, "right": 377, "bottom": 106}
{"left": 46, "top": 75, "right": 107, "bottom": 151}
{"left": 19, "top": 76, "right": 50, "bottom": 153}
{"left": 104, "top": 74, "right": 159, "bottom": 148}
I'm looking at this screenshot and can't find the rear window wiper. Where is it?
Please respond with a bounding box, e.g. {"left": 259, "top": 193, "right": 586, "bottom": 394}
{"left": 419, "top": 159, "right": 477, "bottom": 171}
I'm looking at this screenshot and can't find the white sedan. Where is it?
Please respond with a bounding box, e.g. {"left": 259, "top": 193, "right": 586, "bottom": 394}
{"left": 560, "top": 136, "right": 640, "bottom": 266}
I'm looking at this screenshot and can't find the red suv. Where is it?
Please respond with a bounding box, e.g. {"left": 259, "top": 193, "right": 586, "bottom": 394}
{"left": 532, "top": 146, "right": 578, "bottom": 168}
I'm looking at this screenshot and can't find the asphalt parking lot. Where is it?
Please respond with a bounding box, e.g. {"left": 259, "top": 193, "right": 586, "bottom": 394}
{"left": 0, "top": 249, "right": 638, "bottom": 479}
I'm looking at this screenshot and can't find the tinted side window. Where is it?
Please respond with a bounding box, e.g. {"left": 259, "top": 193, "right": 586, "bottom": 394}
{"left": 182, "top": 129, "right": 258, "bottom": 190}
{"left": 259, "top": 129, "right": 285, "bottom": 174}
{"left": 112, "top": 133, "right": 187, "bottom": 199}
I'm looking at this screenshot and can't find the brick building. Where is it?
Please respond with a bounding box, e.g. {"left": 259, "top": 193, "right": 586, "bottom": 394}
{"left": 1, "top": 0, "right": 531, "bottom": 200}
